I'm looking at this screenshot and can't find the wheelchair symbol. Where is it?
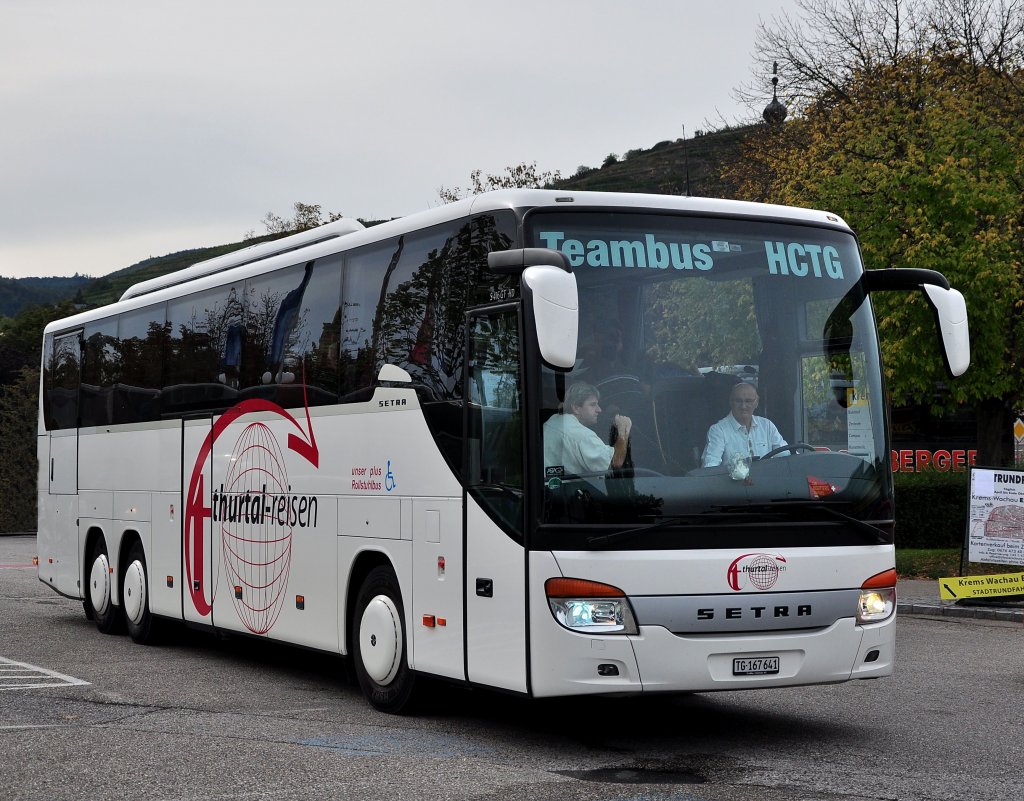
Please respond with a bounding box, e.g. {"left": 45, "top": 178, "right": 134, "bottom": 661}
{"left": 385, "top": 460, "right": 397, "bottom": 492}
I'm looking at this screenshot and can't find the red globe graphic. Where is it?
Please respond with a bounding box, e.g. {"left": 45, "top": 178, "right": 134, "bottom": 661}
{"left": 220, "top": 422, "right": 292, "bottom": 634}
{"left": 747, "top": 555, "right": 780, "bottom": 590}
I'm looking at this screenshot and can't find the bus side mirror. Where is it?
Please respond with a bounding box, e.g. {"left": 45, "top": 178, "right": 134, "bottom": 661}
{"left": 862, "top": 267, "right": 971, "bottom": 378}
{"left": 523, "top": 265, "right": 578, "bottom": 370}
{"left": 488, "top": 248, "right": 579, "bottom": 371}
{"left": 922, "top": 284, "right": 970, "bottom": 377}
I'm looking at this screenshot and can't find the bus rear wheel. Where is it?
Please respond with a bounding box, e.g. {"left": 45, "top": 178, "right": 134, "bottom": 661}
{"left": 352, "top": 565, "right": 417, "bottom": 714}
{"left": 86, "top": 539, "right": 122, "bottom": 634}
{"left": 123, "top": 541, "right": 156, "bottom": 644}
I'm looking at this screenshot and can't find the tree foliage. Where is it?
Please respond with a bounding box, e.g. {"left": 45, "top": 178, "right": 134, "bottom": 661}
{"left": 0, "top": 367, "right": 39, "bottom": 532}
{"left": 438, "top": 161, "right": 562, "bottom": 204}
{"left": 251, "top": 202, "right": 345, "bottom": 238}
{"left": 727, "top": 0, "right": 1024, "bottom": 463}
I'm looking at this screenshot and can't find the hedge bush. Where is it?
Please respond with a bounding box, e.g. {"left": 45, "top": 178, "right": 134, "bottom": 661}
{"left": 0, "top": 366, "right": 38, "bottom": 532}
{"left": 893, "top": 470, "right": 970, "bottom": 549}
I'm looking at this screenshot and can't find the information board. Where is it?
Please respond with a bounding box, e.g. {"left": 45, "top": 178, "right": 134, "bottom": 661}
{"left": 938, "top": 571, "right": 1024, "bottom": 599}
{"left": 846, "top": 387, "right": 875, "bottom": 462}
{"left": 967, "top": 467, "right": 1024, "bottom": 567}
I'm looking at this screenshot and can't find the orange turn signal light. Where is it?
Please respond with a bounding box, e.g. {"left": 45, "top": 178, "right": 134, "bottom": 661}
{"left": 545, "top": 577, "right": 625, "bottom": 598}
{"left": 862, "top": 568, "right": 898, "bottom": 589}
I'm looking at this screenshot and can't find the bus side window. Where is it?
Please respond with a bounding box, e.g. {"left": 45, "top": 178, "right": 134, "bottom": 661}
{"left": 80, "top": 320, "right": 116, "bottom": 428}
{"left": 115, "top": 305, "right": 166, "bottom": 424}
{"left": 47, "top": 333, "right": 82, "bottom": 430}
{"left": 164, "top": 285, "right": 242, "bottom": 416}
{"left": 465, "top": 309, "right": 523, "bottom": 539}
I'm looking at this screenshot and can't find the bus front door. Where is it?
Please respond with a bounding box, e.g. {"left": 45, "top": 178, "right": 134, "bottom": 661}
{"left": 464, "top": 307, "right": 528, "bottom": 693}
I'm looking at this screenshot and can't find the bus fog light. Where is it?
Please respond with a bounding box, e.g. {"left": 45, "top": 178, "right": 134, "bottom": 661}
{"left": 856, "top": 588, "right": 895, "bottom": 623}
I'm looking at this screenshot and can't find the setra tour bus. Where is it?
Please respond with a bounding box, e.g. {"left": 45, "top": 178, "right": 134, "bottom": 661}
{"left": 36, "top": 190, "right": 970, "bottom": 712}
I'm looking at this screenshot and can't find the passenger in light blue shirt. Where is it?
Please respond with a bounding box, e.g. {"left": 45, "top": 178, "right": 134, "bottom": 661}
{"left": 544, "top": 382, "right": 632, "bottom": 475}
{"left": 702, "top": 382, "right": 787, "bottom": 468}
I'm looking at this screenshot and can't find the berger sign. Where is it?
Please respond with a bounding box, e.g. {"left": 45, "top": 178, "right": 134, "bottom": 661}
{"left": 890, "top": 449, "right": 976, "bottom": 473}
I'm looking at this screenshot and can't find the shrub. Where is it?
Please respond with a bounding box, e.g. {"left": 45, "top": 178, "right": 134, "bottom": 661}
{"left": 0, "top": 366, "right": 39, "bottom": 532}
{"left": 893, "top": 470, "right": 969, "bottom": 549}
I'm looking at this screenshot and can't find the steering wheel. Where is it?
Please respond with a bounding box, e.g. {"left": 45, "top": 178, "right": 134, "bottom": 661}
{"left": 595, "top": 374, "right": 642, "bottom": 393}
{"left": 760, "top": 442, "right": 816, "bottom": 460}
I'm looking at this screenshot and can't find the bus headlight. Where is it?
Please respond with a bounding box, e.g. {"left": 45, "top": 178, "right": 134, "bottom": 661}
{"left": 545, "top": 577, "right": 638, "bottom": 635}
{"left": 857, "top": 568, "right": 897, "bottom": 624}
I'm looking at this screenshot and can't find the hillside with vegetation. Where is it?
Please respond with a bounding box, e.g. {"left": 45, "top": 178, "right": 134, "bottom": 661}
{"left": 76, "top": 237, "right": 281, "bottom": 308}
{"left": 0, "top": 128, "right": 743, "bottom": 321}
{"left": 0, "top": 274, "right": 92, "bottom": 317}
{"left": 554, "top": 125, "right": 749, "bottom": 197}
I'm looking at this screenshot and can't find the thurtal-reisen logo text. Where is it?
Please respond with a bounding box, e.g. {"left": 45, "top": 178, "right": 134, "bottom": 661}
{"left": 184, "top": 396, "right": 319, "bottom": 635}
{"left": 726, "top": 552, "right": 788, "bottom": 591}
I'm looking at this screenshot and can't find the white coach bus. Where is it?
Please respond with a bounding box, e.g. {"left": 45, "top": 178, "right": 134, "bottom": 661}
{"left": 36, "top": 190, "right": 969, "bottom": 712}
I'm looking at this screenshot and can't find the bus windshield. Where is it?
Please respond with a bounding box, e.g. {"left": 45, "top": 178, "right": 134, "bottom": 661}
{"left": 527, "top": 211, "right": 890, "bottom": 550}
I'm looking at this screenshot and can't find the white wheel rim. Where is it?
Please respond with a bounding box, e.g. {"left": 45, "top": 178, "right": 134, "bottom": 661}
{"left": 359, "top": 594, "right": 402, "bottom": 685}
{"left": 123, "top": 559, "right": 146, "bottom": 625}
{"left": 89, "top": 553, "right": 110, "bottom": 616}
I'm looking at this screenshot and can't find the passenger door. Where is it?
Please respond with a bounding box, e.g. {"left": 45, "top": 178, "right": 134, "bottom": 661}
{"left": 463, "top": 307, "right": 528, "bottom": 692}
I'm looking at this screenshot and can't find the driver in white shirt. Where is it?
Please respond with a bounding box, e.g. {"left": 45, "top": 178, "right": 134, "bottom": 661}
{"left": 702, "top": 381, "right": 787, "bottom": 467}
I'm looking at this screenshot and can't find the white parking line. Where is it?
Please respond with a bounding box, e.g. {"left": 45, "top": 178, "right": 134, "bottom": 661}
{"left": 0, "top": 657, "right": 90, "bottom": 690}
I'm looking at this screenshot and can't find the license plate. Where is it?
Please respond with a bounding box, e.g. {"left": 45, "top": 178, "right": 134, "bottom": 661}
{"left": 732, "top": 656, "right": 780, "bottom": 676}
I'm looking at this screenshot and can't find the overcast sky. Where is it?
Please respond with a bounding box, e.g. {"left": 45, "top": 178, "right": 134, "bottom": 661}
{"left": 1, "top": 1, "right": 799, "bottom": 280}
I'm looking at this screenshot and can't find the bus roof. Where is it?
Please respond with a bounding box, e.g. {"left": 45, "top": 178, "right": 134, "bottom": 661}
{"left": 45, "top": 190, "right": 853, "bottom": 336}
{"left": 119, "top": 217, "right": 366, "bottom": 302}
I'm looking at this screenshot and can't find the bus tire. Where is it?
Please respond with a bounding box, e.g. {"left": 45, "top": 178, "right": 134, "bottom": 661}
{"left": 86, "top": 539, "right": 123, "bottom": 635}
{"left": 123, "top": 541, "right": 156, "bottom": 644}
{"left": 352, "top": 565, "right": 417, "bottom": 714}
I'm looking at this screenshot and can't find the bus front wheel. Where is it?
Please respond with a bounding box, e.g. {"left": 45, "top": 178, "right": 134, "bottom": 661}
{"left": 352, "top": 566, "right": 417, "bottom": 714}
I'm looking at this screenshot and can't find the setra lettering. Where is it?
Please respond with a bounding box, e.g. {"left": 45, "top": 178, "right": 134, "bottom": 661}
{"left": 697, "top": 605, "right": 813, "bottom": 620}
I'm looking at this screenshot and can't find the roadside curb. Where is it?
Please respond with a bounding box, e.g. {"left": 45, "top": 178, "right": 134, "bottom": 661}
{"left": 897, "top": 601, "right": 1024, "bottom": 623}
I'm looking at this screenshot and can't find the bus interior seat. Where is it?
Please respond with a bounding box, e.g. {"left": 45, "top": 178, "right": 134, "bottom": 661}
{"left": 161, "top": 383, "right": 238, "bottom": 416}
{"left": 421, "top": 399, "right": 463, "bottom": 471}
{"left": 238, "top": 382, "right": 338, "bottom": 408}
{"left": 652, "top": 373, "right": 737, "bottom": 471}
{"left": 79, "top": 384, "right": 113, "bottom": 427}
{"left": 113, "top": 384, "right": 161, "bottom": 424}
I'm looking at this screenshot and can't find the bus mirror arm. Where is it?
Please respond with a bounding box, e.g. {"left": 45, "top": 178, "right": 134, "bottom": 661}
{"left": 487, "top": 248, "right": 578, "bottom": 370}
{"left": 862, "top": 268, "right": 970, "bottom": 378}
{"left": 487, "top": 248, "right": 571, "bottom": 275}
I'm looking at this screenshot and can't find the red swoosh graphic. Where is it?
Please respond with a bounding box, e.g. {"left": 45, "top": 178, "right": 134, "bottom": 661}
{"left": 184, "top": 394, "right": 319, "bottom": 617}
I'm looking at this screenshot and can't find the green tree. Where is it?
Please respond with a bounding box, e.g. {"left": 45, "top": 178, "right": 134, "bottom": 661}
{"left": 728, "top": 0, "right": 1024, "bottom": 465}
{"left": 438, "top": 161, "right": 562, "bottom": 203}
{"left": 0, "top": 301, "right": 77, "bottom": 385}
{"left": 257, "top": 202, "right": 345, "bottom": 235}
{"left": 0, "top": 366, "right": 39, "bottom": 532}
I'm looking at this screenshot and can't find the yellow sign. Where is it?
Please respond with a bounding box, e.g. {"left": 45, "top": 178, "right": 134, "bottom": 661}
{"left": 938, "top": 573, "right": 1024, "bottom": 600}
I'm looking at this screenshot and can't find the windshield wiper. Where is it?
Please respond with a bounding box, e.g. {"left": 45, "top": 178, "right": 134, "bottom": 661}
{"left": 714, "top": 500, "right": 890, "bottom": 544}
{"left": 585, "top": 514, "right": 701, "bottom": 547}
